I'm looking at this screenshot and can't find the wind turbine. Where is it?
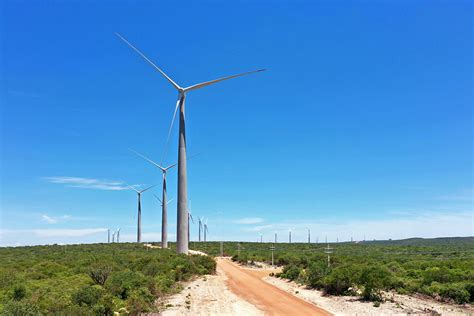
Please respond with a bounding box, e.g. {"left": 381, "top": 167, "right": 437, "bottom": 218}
{"left": 108, "top": 229, "right": 110, "bottom": 243}
{"left": 188, "top": 200, "right": 194, "bottom": 242}
{"left": 117, "top": 33, "right": 265, "bottom": 254}
{"left": 289, "top": 229, "right": 292, "bottom": 243}
{"left": 274, "top": 231, "right": 277, "bottom": 243}
{"left": 128, "top": 184, "right": 155, "bottom": 243}
{"left": 116, "top": 228, "right": 121, "bottom": 243}
{"left": 204, "top": 219, "right": 209, "bottom": 242}
{"left": 131, "top": 150, "right": 176, "bottom": 248}
{"left": 308, "top": 228, "right": 311, "bottom": 244}
{"left": 112, "top": 231, "right": 116, "bottom": 243}
{"left": 198, "top": 216, "right": 203, "bottom": 242}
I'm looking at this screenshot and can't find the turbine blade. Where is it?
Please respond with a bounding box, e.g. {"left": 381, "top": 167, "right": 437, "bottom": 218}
{"left": 127, "top": 184, "right": 140, "bottom": 193}
{"left": 115, "top": 33, "right": 181, "bottom": 90}
{"left": 184, "top": 69, "right": 266, "bottom": 92}
{"left": 140, "top": 184, "right": 156, "bottom": 193}
{"left": 161, "top": 98, "right": 180, "bottom": 164}
{"left": 130, "top": 149, "right": 166, "bottom": 172}
{"left": 166, "top": 198, "right": 173, "bottom": 205}
{"left": 153, "top": 194, "right": 162, "bottom": 204}
{"left": 189, "top": 213, "right": 194, "bottom": 223}
{"left": 164, "top": 162, "right": 178, "bottom": 171}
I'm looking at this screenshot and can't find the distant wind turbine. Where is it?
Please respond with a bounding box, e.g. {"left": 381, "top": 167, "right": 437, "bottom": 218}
{"left": 188, "top": 200, "right": 194, "bottom": 242}
{"left": 108, "top": 229, "right": 110, "bottom": 243}
{"left": 274, "top": 231, "right": 277, "bottom": 243}
{"left": 131, "top": 150, "right": 176, "bottom": 248}
{"left": 112, "top": 231, "right": 116, "bottom": 243}
{"left": 198, "top": 216, "right": 203, "bottom": 242}
{"left": 128, "top": 184, "right": 155, "bottom": 243}
{"left": 308, "top": 228, "right": 311, "bottom": 244}
{"left": 153, "top": 194, "right": 173, "bottom": 246}
{"left": 117, "top": 33, "right": 265, "bottom": 253}
{"left": 116, "top": 228, "right": 121, "bottom": 243}
{"left": 289, "top": 230, "right": 292, "bottom": 244}
{"left": 204, "top": 219, "right": 209, "bottom": 242}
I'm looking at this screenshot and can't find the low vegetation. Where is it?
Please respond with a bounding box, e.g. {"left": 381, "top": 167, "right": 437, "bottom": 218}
{"left": 190, "top": 237, "right": 474, "bottom": 305}
{"left": 0, "top": 243, "right": 215, "bottom": 315}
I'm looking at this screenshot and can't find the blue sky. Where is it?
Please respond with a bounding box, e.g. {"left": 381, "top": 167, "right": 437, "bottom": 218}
{"left": 1, "top": 1, "right": 472, "bottom": 246}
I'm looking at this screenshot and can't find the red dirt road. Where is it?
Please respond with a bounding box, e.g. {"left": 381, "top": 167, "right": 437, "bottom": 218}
{"left": 217, "top": 258, "right": 332, "bottom": 316}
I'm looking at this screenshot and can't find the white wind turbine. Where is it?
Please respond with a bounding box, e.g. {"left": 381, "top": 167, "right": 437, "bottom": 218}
{"left": 117, "top": 33, "right": 265, "bottom": 253}
{"left": 116, "top": 228, "right": 121, "bottom": 243}
{"left": 188, "top": 200, "right": 194, "bottom": 242}
{"left": 204, "top": 218, "right": 209, "bottom": 242}
{"left": 153, "top": 194, "right": 173, "bottom": 246}
{"left": 128, "top": 184, "right": 156, "bottom": 243}
{"left": 132, "top": 150, "right": 176, "bottom": 248}
{"left": 198, "top": 216, "right": 203, "bottom": 242}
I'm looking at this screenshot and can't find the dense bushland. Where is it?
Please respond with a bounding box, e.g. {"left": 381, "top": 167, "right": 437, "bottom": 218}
{"left": 190, "top": 237, "right": 474, "bottom": 305}
{"left": 0, "top": 243, "right": 215, "bottom": 315}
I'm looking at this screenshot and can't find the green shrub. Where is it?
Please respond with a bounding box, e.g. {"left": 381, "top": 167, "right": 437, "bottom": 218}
{"left": 465, "top": 283, "right": 474, "bottom": 302}
{"left": 126, "top": 287, "right": 155, "bottom": 315}
{"left": 281, "top": 264, "right": 301, "bottom": 281}
{"left": 322, "top": 266, "right": 355, "bottom": 295}
{"left": 359, "top": 265, "right": 392, "bottom": 301}
{"left": 306, "top": 262, "right": 329, "bottom": 289}
{"left": 106, "top": 270, "right": 147, "bottom": 299}
{"left": 72, "top": 285, "right": 103, "bottom": 307}
{"left": 11, "top": 284, "right": 27, "bottom": 301}
{"left": 2, "top": 301, "right": 42, "bottom": 316}
{"left": 439, "top": 283, "right": 470, "bottom": 304}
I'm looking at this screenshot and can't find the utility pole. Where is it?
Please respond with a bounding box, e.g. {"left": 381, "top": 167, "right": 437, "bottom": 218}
{"left": 324, "top": 243, "right": 334, "bottom": 268}
{"left": 270, "top": 245, "right": 275, "bottom": 267}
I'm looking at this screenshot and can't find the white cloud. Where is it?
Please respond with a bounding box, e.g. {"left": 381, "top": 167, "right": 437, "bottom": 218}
{"left": 43, "top": 176, "right": 129, "bottom": 191}
{"left": 41, "top": 214, "right": 72, "bottom": 224}
{"left": 245, "top": 224, "right": 273, "bottom": 232}
{"left": 233, "top": 217, "right": 264, "bottom": 224}
{"left": 31, "top": 228, "right": 107, "bottom": 237}
{"left": 41, "top": 214, "right": 58, "bottom": 224}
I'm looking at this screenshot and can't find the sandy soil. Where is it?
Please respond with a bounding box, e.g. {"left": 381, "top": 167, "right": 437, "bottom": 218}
{"left": 161, "top": 263, "right": 264, "bottom": 316}
{"left": 264, "top": 276, "right": 474, "bottom": 316}
{"left": 217, "top": 258, "right": 332, "bottom": 315}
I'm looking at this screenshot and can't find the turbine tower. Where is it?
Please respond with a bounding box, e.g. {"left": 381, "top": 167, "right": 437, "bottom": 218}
{"left": 308, "top": 228, "right": 311, "bottom": 244}
{"left": 117, "top": 33, "right": 265, "bottom": 253}
{"left": 112, "top": 231, "right": 116, "bottom": 243}
{"left": 108, "top": 229, "right": 110, "bottom": 243}
{"left": 274, "top": 231, "right": 277, "bottom": 243}
{"left": 116, "top": 228, "right": 121, "bottom": 243}
{"left": 188, "top": 200, "right": 194, "bottom": 242}
{"left": 198, "top": 217, "right": 203, "bottom": 242}
{"left": 128, "top": 184, "right": 155, "bottom": 243}
{"left": 154, "top": 194, "right": 173, "bottom": 246}
{"left": 289, "top": 230, "right": 292, "bottom": 243}
{"left": 132, "top": 150, "right": 176, "bottom": 248}
{"left": 204, "top": 219, "right": 209, "bottom": 242}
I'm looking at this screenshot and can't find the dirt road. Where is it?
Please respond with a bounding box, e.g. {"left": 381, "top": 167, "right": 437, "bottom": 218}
{"left": 217, "top": 258, "right": 332, "bottom": 316}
